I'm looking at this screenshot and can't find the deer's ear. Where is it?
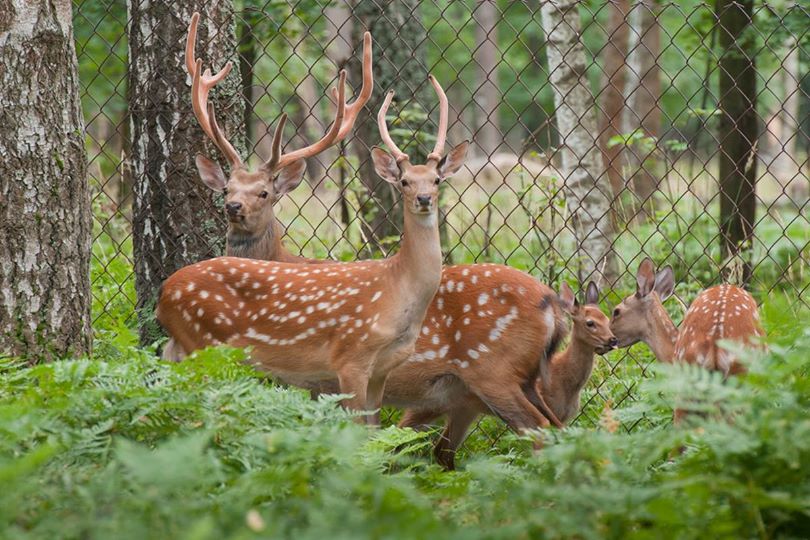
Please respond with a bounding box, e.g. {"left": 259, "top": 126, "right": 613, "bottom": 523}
{"left": 274, "top": 159, "right": 307, "bottom": 198}
{"left": 635, "top": 258, "right": 656, "bottom": 298}
{"left": 654, "top": 266, "right": 675, "bottom": 301}
{"left": 437, "top": 140, "right": 470, "bottom": 179}
{"left": 371, "top": 146, "right": 400, "bottom": 184}
{"left": 558, "top": 282, "right": 576, "bottom": 314}
{"left": 585, "top": 281, "right": 600, "bottom": 305}
{"left": 195, "top": 154, "right": 227, "bottom": 191}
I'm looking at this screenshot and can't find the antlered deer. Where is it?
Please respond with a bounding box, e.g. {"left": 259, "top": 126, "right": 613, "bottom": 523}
{"left": 157, "top": 74, "right": 470, "bottom": 423}
{"left": 380, "top": 280, "right": 614, "bottom": 469}
{"left": 610, "top": 258, "right": 764, "bottom": 377}
{"left": 186, "top": 12, "right": 373, "bottom": 262}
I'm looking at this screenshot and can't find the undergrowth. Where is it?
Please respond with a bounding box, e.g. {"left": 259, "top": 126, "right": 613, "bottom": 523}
{"left": 1, "top": 299, "right": 809, "bottom": 539}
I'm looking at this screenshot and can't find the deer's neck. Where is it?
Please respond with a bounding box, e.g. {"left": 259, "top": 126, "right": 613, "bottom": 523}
{"left": 647, "top": 302, "right": 679, "bottom": 363}
{"left": 226, "top": 220, "right": 316, "bottom": 263}
{"left": 391, "top": 209, "right": 443, "bottom": 307}
{"left": 540, "top": 332, "right": 596, "bottom": 423}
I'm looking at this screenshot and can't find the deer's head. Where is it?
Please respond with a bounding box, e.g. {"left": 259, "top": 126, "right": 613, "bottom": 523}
{"left": 559, "top": 281, "right": 616, "bottom": 354}
{"left": 186, "top": 13, "right": 373, "bottom": 236}
{"left": 610, "top": 258, "right": 675, "bottom": 348}
{"left": 371, "top": 76, "right": 469, "bottom": 227}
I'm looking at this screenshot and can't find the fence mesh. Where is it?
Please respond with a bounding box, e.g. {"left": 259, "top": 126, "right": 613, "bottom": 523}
{"left": 75, "top": 0, "right": 809, "bottom": 453}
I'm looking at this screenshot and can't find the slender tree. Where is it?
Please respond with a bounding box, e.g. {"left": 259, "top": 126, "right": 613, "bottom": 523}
{"left": 0, "top": 0, "right": 91, "bottom": 362}
{"left": 715, "top": 0, "right": 757, "bottom": 283}
{"left": 622, "top": 0, "right": 661, "bottom": 222}
{"left": 473, "top": 0, "right": 502, "bottom": 157}
{"left": 347, "top": 0, "right": 428, "bottom": 253}
{"left": 541, "top": 0, "right": 616, "bottom": 283}
{"left": 128, "top": 0, "right": 245, "bottom": 344}
{"left": 599, "top": 0, "right": 630, "bottom": 203}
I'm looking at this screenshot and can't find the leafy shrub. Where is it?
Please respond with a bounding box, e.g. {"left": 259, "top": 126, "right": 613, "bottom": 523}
{"left": 1, "top": 300, "right": 809, "bottom": 539}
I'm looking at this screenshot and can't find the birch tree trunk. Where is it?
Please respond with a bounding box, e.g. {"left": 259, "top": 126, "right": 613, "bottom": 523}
{"left": 541, "top": 0, "right": 615, "bottom": 283}
{"left": 474, "top": 0, "right": 502, "bottom": 157}
{"left": 128, "top": 0, "right": 244, "bottom": 344}
{"left": 0, "top": 0, "right": 91, "bottom": 362}
{"left": 622, "top": 0, "right": 661, "bottom": 222}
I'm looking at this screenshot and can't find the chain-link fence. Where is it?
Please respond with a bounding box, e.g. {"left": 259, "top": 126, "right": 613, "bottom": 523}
{"left": 75, "top": 0, "right": 809, "bottom": 449}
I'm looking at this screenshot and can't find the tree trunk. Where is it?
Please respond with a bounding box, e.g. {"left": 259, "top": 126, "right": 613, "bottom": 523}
{"left": 237, "top": 9, "right": 258, "bottom": 155}
{"left": 473, "top": 0, "right": 502, "bottom": 157}
{"left": 541, "top": 0, "right": 616, "bottom": 283}
{"left": 0, "top": 0, "right": 91, "bottom": 362}
{"left": 599, "top": 0, "right": 630, "bottom": 202}
{"left": 128, "top": 0, "right": 245, "bottom": 344}
{"left": 348, "top": 0, "right": 428, "bottom": 254}
{"left": 716, "top": 0, "right": 757, "bottom": 284}
{"left": 622, "top": 0, "right": 661, "bottom": 222}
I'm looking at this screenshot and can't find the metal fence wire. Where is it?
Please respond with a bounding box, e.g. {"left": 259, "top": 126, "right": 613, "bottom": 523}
{"left": 76, "top": 1, "right": 809, "bottom": 447}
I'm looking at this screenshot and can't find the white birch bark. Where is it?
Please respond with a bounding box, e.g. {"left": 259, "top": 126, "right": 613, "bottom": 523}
{"left": 0, "top": 0, "right": 91, "bottom": 361}
{"left": 541, "top": 0, "right": 615, "bottom": 282}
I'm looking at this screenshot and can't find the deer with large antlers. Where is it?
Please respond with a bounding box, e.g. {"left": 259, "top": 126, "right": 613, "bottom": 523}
{"left": 610, "top": 258, "right": 764, "bottom": 377}
{"left": 186, "top": 12, "right": 373, "bottom": 262}
{"left": 157, "top": 72, "right": 469, "bottom": 423}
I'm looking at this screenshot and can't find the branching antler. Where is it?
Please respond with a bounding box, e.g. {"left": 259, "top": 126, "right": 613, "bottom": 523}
{"left": 378, "top": 74, "right": 450, "bottom": 164}
{"left": 186, "top": 12, "right": 242, "bottom": 168}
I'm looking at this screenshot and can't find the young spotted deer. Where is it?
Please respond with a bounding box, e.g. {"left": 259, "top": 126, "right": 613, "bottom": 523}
{"left": 610, "top": 258, "right": 764, "bottom": 377}
{"left": 379, "top": 280, "right": 614, "bottom": 470}
{"left": 186, "top": 13, "right": 373, "bottom": 262}
{"left": 157, "top": 76, "right": 469, "bottom": 423}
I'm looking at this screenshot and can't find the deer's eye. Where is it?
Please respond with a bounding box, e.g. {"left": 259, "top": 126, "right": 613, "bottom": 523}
{"left": 401, "top": 179, "right": 409, "bottom": 187}
{"left": 586, "top": 320, "right": 595, "bottom": 328}
{"left": 613, "top": 308, "right": 620, "bottom": 318}
{"left": 259, "top": 191, "right": 269, "bottom": 199}
{"left": 434, "top": 177, "right": 440, "bottom": 185}
{"left": 222, "top": 188, "right": 228, "bottom": 195}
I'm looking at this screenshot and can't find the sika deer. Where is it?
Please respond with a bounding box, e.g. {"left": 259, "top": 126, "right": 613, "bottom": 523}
{"left": 186, "top": 13, "right": 373, "bottom": 262}
{"left": 610, "top": 258, "right": 764, "bottom": 377}
{"left": 381, "top": 280, "right": 613, "bottom": 469}
{"left": 157, "top": 75, "right": 469, "bottom": 423}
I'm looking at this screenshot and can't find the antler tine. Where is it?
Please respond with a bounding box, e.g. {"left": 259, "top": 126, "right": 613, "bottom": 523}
{"left": 377, "top": 90, "right": 409, "bottom": 163}
{"left": 274, "top": 70, "right": 347, "bottom": 170}
{"left": 426, "top": 74, "right": 448, "bottom": 163}
{"left": 206, "top": 102, "right": 243, "bottom": 168}
{"left": 264, "top": 113, "right": 288, "bottom": 172}
{"left": 186, "top": 12, "right": 242, "bottom": 168}
{"left": 330, "top": 31, "right": 374, "bottom": 141}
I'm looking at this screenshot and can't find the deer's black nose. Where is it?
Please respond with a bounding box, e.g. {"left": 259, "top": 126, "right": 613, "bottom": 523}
{"left": 416, "top": 194, "right": 432, "bottom": 207}
{"left": 609, "top": 337, "right": 618, "bottom": 348}
{"left": 225, "top": 202, "right": 242, "bottom": 215}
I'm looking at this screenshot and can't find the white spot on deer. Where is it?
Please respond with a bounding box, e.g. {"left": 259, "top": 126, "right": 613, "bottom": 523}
{"left": 172, "top": 290, "right": 182, "bottom": 301}
{"left": 467, "top": 349, "right": 480, "bottom": 360}
{"left": 445, "top": 316, "right": 453, "bottom": 328}
{"left": 437, "top": 297, "right": 444, "bottom": 310}
{"left": 371, "top": 291, "right": 383, "bottom": 302}
{"left": 431, "top": 335, "right": 439, "bottom": 345}
{"left": 462, "top": 268, "right": 469, "bottom": 276}
{"left": 471, "top": 275, "right": 478, "bottom": 284}
{"left": 456, "top": 281, "right": 465, "bottom": 292}
{"left": 484, "top": 271, "right": 492, "bottom": 277}
{"left": 447, "top": 280, "right": 455, "bottom": 292}
{"left": 478, "top": 293, "right": 489, "bottom": 306}
{"left": 339, "top": 315, "right": 350, "bottom": 324}
{"left": 463, "top": 318, "right": 470, "bottom": 325}
{"left": 422, "top": 326, "right": 429, "bottom": 335}
{"left": 463, "top": 304, "right": 471, "bottom": 313}
{"left": 478, "top": 343, "right": 490, "bottom": 353}
{"left": 196, "top": 308, "right": 204, "bottom": 317}
{"left": 354, "top": 319, "right": 363, "bottom": 328}
{"left": 182, "top": 310, "right": 191, "bottom": 322}
{"left": 186, "top": 283, "right": 196, "bottom": 292}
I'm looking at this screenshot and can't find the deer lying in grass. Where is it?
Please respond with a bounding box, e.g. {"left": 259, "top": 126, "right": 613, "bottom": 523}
{"left": 610, "top": 258, "right": 764, "bottom": 377}
{"left": 158, "top": 68, "right": 468, "bottom": 423}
